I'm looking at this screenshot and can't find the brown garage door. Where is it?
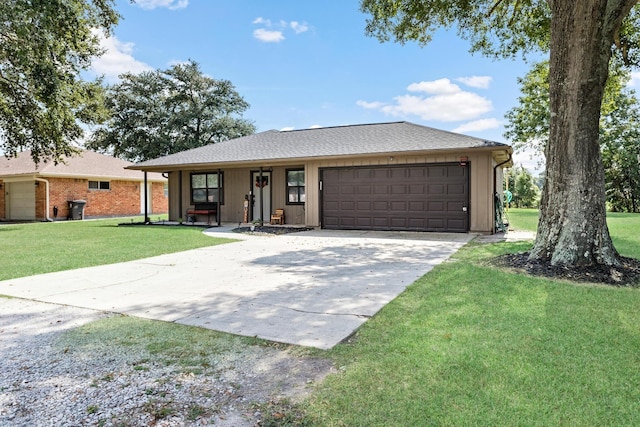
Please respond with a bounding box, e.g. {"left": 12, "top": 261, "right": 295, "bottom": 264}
{"left": 321, "top": 163, "right": 469, "bottom": 232}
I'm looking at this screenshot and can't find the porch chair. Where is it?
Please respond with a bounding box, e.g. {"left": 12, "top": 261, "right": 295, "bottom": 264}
{"left": 270, "top": 208, "right": 285, "bottom": 225}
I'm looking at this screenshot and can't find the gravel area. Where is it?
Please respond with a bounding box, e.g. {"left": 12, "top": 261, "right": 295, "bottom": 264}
{"left": 0, "top": 298, "right": 335, "bottom": 426}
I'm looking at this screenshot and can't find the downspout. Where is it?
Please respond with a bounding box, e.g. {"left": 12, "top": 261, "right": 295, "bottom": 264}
{"left": 35, "top": 177, "right": 52, "bottom": 222}
{"left": 492, "top": 152, "right": 513, "bottom": 234}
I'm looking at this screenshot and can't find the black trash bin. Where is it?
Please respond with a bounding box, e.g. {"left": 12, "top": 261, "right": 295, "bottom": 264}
{"left": 68, "top": 200, "right": 87, "bottom": 220}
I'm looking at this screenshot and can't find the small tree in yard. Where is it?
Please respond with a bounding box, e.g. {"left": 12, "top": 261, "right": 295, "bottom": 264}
{"left": 506, "top": 166, "right": 540, "bottom": 209}
{"left": 361, "top": 0, "right": 640, "bottom": 274}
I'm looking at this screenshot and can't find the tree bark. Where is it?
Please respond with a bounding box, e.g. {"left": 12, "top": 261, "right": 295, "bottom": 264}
{"left": 530, "top": 0, "right": 635, "bottom": 267}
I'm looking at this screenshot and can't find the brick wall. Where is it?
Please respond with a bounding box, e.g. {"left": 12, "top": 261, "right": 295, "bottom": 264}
{"left": 152, "top": 182, "right": 168, "bottom": 214}
{"left": 35, "top": 181, "right": 46, "bottom": 220}
{"left": 48, "top": 178, "right": 167, "bottom": 219}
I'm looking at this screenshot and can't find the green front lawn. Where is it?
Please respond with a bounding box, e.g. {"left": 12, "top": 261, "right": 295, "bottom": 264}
{"left": 0, "top": 217, "right": 234, "bottom": 280}
{"left": 506, "top": 208, "right": 640, "bottom": 258}
{"left": 305, "top": 210, "right": 640, "bottom": 426}
{"left": 4, "top": 212, "right": 640, "bottom": 426}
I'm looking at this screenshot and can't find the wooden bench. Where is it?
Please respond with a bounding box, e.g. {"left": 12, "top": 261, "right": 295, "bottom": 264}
{"left": 186, "top": 202, "right": 218, "bottom": 224}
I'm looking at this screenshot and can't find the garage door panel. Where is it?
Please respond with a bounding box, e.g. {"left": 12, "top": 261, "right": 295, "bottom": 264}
{"left": 447, "top": 167, "right": 466, "bottom": 177}
{"left": 408, "top": 201, "right": 425, "bottom": 211}
{"left": 390, "top": 201, "right": 407, "bottom": 211}
{"left": 447, "top": 183, "right": 466, "bottom": 195}
{"left": 357, "top": 185, "right": 371, "bottom": 194}
{"left": 322, "top": 164, "right": 469, "bottom": 232}
{"left": 373, "top": 201, "right": 388, "bottom": 210}
{"left": 390, "top": 185, "right": 406, "bottom": 195}
{"left": 373, "top": 217, "right": 389, "bottom": 227}
{"left": 409, "top": 184, "right": 425, "bottom": 194}
{"left": 373, "top": 185, "right": 388, "bottom": 194}
{"left": 341, "top": 201, "right": 355, "bottom": 210}
{"left": 428, "top": 184, "right": 445, "bottom": 194}
{"left": 427, "top": 201, "right": 445, "bottom": 212}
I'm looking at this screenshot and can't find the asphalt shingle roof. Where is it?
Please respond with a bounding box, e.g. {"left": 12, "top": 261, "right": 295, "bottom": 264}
{"left": 0, "top": 149, "right": 165, "bottom": 181}
{"left": 129, "top": 121, "right": 511, "bottom": 170}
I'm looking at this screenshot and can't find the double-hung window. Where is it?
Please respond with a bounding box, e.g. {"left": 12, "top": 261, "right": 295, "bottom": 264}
{"left": 191, "top": 172, "right": 223, "bottom": 203}
{"left": 286, "top": 169, "right": 305, "bottom": 204}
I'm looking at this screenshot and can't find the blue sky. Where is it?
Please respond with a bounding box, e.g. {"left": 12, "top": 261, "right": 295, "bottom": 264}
{"left": 89, "top": 0, "right": 549, "bottom": 170}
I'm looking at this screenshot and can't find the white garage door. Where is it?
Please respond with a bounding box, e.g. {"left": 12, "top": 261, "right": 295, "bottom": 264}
{"left": 8, "top": 181, "right": 36, "bottom": 220}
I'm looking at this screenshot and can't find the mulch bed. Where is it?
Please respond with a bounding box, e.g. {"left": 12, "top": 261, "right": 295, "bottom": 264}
{"left": 232, "top": 226, "right": 314, "bottom": 235}
{"left": 492, "top": 252, "right": 640, "bottom": 287}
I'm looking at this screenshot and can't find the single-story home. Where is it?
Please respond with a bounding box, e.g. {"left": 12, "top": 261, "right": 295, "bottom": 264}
{"left": 0, "top": 149, "right": 168, "bottom": 221}
{"left": 128, "top": 121, "right": 513, "bottom": 233}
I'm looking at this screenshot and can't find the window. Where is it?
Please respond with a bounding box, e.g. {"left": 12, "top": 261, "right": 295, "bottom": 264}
{"left": 191, "top": 172, "right": 223, "bottom": 204}
{"left": 88, "top": 180, "right": 110, "bottom": 190}
{"left": 286, "top": 169, "right": 305, "bottom": 204}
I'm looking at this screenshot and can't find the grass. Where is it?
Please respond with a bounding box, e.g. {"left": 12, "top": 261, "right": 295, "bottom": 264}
{"left": 305, "top": 239, "right": 640, "bottom": 426}
{"left": 506, "top": 208, "right": 640, "bottom": 258}
{"left": 5, "top": 211, "right": 640, "bottom": 426}
{"left": 0, "top": 217, "right": 235, "bottom": 280}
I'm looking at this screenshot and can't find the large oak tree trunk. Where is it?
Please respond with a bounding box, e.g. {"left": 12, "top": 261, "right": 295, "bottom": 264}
{"left": 529, "top": 1, "right": 633, "bottom": 267}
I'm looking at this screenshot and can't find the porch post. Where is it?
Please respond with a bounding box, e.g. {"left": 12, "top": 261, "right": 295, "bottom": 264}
{"left": 259, "top": 167, "right": 264, "bottom": 223}
{"left": 178, "top": 170, "right": 183, "bottom": 221}
{"left": 217, "top": 168, "right": 221, "bottom": 226}
{"left": 144, "top": 171, "right": 149, "bottom": 223}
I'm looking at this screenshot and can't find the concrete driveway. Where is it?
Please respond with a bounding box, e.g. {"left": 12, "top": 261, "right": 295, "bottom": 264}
{"left": 0, "top": 228, "right": 473, "bottom": 349}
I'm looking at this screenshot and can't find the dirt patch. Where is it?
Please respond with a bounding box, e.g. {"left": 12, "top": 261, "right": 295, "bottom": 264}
{"left": 493, "top": 252, "right": 640, "bottom": 287}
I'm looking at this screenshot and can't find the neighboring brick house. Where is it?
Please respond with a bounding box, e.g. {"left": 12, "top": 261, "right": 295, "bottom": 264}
{"left": 0, "top": 149, "right": 167, "bottom": 221}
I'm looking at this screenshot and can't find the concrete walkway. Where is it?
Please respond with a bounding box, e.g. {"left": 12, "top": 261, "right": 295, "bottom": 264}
{"left": 0, "top": 228, "right": 474, "bottom": 349}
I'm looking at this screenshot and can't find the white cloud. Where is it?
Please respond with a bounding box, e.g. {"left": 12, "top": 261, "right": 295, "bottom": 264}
{"left": 407, "top": 78, "right": 461, "bottom": 95}
{"left": 253, "top": 28, "right": 285, "bottom": 43}
{"left": 382, "top": 92, "right": 492, "bottom": 122}
{"left": 291, "top": 21, "right": 309, "bottom": 34}
{"left": 358, "top": 78, "right": 493, "bottom": 122}
{"left": 253, "top": 17, "right": 271, "bottom": 25}
{"left": 135, "top": 0, "right": 188, "bottom": 10}
{"left": 309, "top": 124, "right": 322, "bottom": 129}
{"left": 452, "top": 118, "right": 501, "bottom": 133}
{"left": 252, "top": 17, "right": 310, "bottom": 42}
{"left": 356, "top": 100, "right": 386, "bottom": 109}
{"left": 456, "top": 75, "right": 492, "bottom": 89}
{"left": 280, "top": 126, "right": 295, "bottom": 131}
{"left": 90, "top": 31, "right": 152, "bottom": 82}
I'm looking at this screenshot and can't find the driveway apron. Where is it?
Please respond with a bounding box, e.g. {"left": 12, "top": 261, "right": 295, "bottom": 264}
{"left": 0, "top": 229, "right": 473, "bottom": 349}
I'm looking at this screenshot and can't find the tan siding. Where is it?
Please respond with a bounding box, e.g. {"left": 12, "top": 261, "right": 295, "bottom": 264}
{"left": 166, "top": 151, "right": 500, "bottom": 233}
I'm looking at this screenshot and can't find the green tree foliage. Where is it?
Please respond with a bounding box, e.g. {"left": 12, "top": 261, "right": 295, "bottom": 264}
{"left": 87, "top": 60, "right": 256, "bottom": 162}
{"left": 360, "top": 0, "right": 639, "bottom": 267}
{"left": 505, "top": 62, "right": 640, "bottom": 212}
{"left": 0, "top": 0, "right": 119, "bottom": 164}
{"left": 601, "top": 87, "right": 640, "bottom": 212}
{"left": 505, "top": 166, "right": 541, "bottom": 208}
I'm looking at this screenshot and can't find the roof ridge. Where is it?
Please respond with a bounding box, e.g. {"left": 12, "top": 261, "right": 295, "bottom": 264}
{"left": 278, "top": 121, "right": 408, "bottom": 133}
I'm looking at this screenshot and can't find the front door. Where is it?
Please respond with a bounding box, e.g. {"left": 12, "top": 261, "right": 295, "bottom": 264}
{"left": 251, "top": 171, "right": 271, "bottom": 222}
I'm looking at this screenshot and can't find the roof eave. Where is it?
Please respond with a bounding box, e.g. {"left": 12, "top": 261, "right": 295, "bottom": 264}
{"left": 127, "top": 144, "right": 512, "bottom": 172}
